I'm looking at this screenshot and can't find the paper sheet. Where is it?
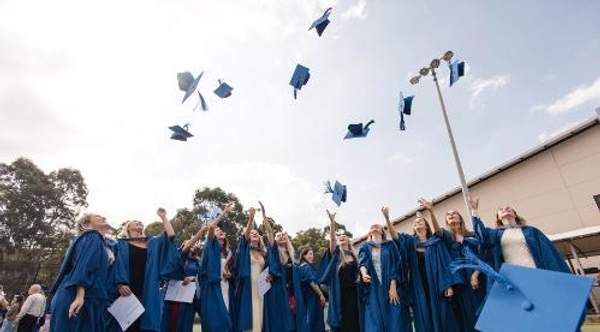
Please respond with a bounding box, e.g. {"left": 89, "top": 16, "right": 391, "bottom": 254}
{"left": 108, "top": 295, "right": 145, "bottom": 331}
{"left": 164, "top": 279, "right": 197, "bottom": 303}
{"left": 258, "top": 267, "right": 271, "bottom": 297}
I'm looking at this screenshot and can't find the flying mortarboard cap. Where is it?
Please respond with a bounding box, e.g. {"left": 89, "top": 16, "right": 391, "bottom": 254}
{"left": 193, "top": 91, "right": 208, "bottom": 112}
{"left": 169, "top": 124, "right": 194, "bottom": 141}
{"left": 398, "top": 92, "right": 415, "bottom": 131}
{"left": 289, "top": 64, "right": 310, "bottom": 99}
{"left": 452, "top": 249, "right": 593, "bottom": 332}
{"left": 214, "top": 80, "right": 233, "bottom": 99}
{"left": 177, "top": 71, "right": 204, "bottom": 103}
{"left": 309, "top": 7, "right": 333, "bottom": 37}
{"left": 449, "top": 60, "right": 465, "bottom": 86}
{"left": 344, "top": 120, "right": 375, "bottom": 139}
{"left": 324, "top": 180, "right": 347, "bottom": 206}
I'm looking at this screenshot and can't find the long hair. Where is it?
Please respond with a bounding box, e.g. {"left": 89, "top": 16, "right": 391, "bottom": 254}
{"left": 413, "top": 214, "right": 433, "bottom": 239}
{"left": 299, "top": 246, "right": 313, "bottom": 264}
{"left": 496, "top": 208, "right": 526, "bottom": 227}
{"left": 118, "top": 220, "right": 146, "bottom": 239}
{"left": 446, "top": 210, "right": 473, "bottom": 237}
{"left": 76, "top": 214, "right": 95, "bottom": 234}
{"left": 368, "top": 224, "right": 387, "bottom": 241}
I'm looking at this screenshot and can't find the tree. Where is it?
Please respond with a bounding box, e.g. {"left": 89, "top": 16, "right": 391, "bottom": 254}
{"left": 0, "top": 158, "right": 88, "bottom": 293}
{"left": 292, "top": 227, "right": 328, "bottom": 262}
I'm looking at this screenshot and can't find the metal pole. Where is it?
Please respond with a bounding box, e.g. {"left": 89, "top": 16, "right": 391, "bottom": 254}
{"left": 430, "top": 67, "right": 473, "bottom": 221}
{"left": 569, "top": 242, "right": 600, "bottom": 314}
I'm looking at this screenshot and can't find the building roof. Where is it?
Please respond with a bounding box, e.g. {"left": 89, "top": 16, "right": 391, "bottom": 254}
{"left": 354, "top": 111, "right": 600, "bottom": 245}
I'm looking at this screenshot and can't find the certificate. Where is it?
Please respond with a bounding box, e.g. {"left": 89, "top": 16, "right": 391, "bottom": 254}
{"left": 164, "top": 279, "right": 197, "bottom": 303}
{"left": 258, "top": 267, "right": 271, "bottom": 297}
{"left": 108, "top": 295, "right": 145, "bottom": 331}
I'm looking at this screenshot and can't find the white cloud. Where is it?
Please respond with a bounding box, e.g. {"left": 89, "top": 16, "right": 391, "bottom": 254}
{"left": 533, "top": 76, "right": 600, "bottom": 114}
{"left": 342, "top": 0, "right": 367, "bottom": 20}
{"left": 468, "top": 75, "right": 510, "bottom": 110}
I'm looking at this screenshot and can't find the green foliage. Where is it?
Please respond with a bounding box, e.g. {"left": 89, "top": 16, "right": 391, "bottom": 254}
{"left": 292, "top": 227, "right": 328, "bottom": 262}
{"left": 0, "top": 157, "right": 88, "bottom": 292}
{"left": 144, "top": 221, "right": 164, "bottom": 237}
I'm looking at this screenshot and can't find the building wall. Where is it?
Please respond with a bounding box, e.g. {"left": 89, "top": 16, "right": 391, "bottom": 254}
{"left": 376, "top": 121, "right": 600, "bottom": 239}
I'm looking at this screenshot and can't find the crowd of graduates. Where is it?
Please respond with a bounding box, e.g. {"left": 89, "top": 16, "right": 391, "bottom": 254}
{"left": 41, "top": 195, "right": 573, "bottom": 332}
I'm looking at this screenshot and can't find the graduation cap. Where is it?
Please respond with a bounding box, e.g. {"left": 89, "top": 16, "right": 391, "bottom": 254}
{"left": 398, "top": 92, "right": 415, "bottom": 131}
{"left": 214, "top": 80, "right": 233, "bottom": 99}
{"left": 289, "top": 64, "right": 310, "bottom": 99}
{"left": 449, "top": 60, "right": 465, "bottom": 86}
{"left": 344, "top": 120, "right": 375, "bottom": 139}
{"left": 168, "top": 124, "right": 193, "bottom": 141}
{"left": 324, "top": 180, "right": 347, "bottom": 206}
{"left": 309, "top": 7, "right": 333, "bottom": 37}
{"left": 177, "top": 71, "right": 204, "bottom": 103}
{"left": 452, "top": 249, "right": 593, "bottom": 332}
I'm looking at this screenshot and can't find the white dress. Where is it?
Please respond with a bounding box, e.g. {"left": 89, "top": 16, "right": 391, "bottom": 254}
{"left": 501, "top": 228, "right": 536, "bottom": 268}
{"left": 371, "top": 248, "right": 382, "bottom": 283}
{"left": 221, "top": 256, "right": 230, "bottom": 312}
{"left": 246, "top": 252, "right": 265, "bottom": 332}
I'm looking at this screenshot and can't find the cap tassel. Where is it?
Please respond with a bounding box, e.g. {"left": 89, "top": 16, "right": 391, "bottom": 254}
{"left": 451, "top": 248, "right": 534, "bottom": 311}
{"left": 323, "top": 181, "right": 334, "bottom": 194}
{"left": 400, "top": 112, "right": 406, "bottom": 131}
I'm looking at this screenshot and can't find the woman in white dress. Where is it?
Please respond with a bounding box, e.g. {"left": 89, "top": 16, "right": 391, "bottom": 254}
{"left": 468, "top": 196, "right": 570, "bottom": 278}
{"left": 233, "top": 207, "right": 267, "bottom": 332}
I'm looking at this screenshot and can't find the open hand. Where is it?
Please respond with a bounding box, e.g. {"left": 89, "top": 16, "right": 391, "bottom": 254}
{"left": 417, "top": 198, "right": 433, "bottom": 211}
{"left": 68, "top": 297, "right": 84, "bottom": 319}
{"left": 388, "top": 286, "right": 400, "bottom": 305}
{"left": 468, "top": 195, "right": 479, "bottom": 210}
{"left": 247, "top": 207, "right": 256, "bottom": 220}
{"left": 326, "top": 209, "right": 336, "bottom": 222}
{"left": 157, "top": 208, "right": 167, "bottom": 220}
{"left": 381, "top": 207, "right": 390, "bottom": 219}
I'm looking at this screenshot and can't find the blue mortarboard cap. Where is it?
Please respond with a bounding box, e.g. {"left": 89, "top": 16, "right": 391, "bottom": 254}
{"left": 452, "top": 249, "right": 593, "bottom": 332}
{"left": 168, "top": 124, "right": 194, "bottom": 141}
{"left": 177, "top": 71, "right": 204, "bottom": 103}
{"left": 324, "top": 180, "right": 347, "bottom": 206}
{"left": 289, "top": 64, "right": 310, "bottom": 99}
{"left": 214, "top": 80, "right": 233, "bottom": 99}
{"left": 193, "top": 91, "right": 208, "bottom": 112}
{"left": 344, "top": 120, "right": 375, "bottom": 139}
{"left": 398, "top": 92, "right": 415, "bottom": 131}
{"left": 309, "top": 7, "right": 333, "bottom": 37}
{"left": 449, "top": 60, "right": 465, "bottom": 86}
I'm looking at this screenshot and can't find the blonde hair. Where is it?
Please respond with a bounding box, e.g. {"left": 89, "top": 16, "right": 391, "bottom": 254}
{"left": 118, "top": 220, "right": 146, "bottom": 239}
{"left": 76, "top": 213, "right": 115, "bottom": 264}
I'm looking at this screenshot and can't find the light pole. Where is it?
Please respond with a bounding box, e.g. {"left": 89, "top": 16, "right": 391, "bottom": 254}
{"left": 410, "top": 51, "right": 472, "bottom": 221}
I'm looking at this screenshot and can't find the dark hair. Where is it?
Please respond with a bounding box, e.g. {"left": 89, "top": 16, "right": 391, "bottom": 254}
{"left": 220, "top": 237, "right": 229, "bottom": 258}
{"left": 495, "top": 207, "right": 526, "bottom": 227}
{"left": 14, "top": 294, "right": 24, "bottom": 305}
{"left": 299, "top": 246, "right": 313, "bottom": 264}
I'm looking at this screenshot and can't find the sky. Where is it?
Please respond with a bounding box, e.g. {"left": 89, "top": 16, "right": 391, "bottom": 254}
{"left": 1, "top": 0, "right": 599, "bottom": 236}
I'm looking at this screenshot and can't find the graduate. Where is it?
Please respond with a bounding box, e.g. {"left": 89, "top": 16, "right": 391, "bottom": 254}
{"left": 468, "top": 196, "right": 570, "bottom": 280}
{"left": 198, "top": 203, "right": 236, "bottom": 332}
{"left": 358, "top": 219, "right": 410, "bottom": 332}
{"left": 424, "top": 198, "right": 484, "bottom": 332}
{"left": 382, "top": 205, "right": 461, "bottom": 332}
{"left": 294, "top": 247, "right": 326, "bottom": 332}
{"left": 274, "top": 231, "right": 297, "bottom": 325}
{"left": 232, "top": 207, "right": 266, "bottom": 332}
{"left": 50, "top": 213, "right": 114, "bottom": 332}
{"left": 109, "top": 208, "right": 181, "bottom": 332}
{"left": 318, "top": 210, "right": 359, "bottom": 332}
{"left": 258, "top": 202, "right": 294, "bottom": 332}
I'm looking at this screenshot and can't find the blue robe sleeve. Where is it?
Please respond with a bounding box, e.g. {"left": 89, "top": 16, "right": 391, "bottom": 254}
{"left": 525, "top": 227, "right": 570, "bottom": 273}
{"left": 473, "top": 216, "right": 500, "bottom": 249}
{"left": 233, "top": 236, "right": 252, "bottom": 331}
{"left": 299, "top": 263, "right": 317, "bottom": 284}
{"left": 62, "top": 232, "right": 105, "bottom": 289}
{"left": 149, "top": 233, "right": 183, "bottom": 280}
{"left": 113, "top": 240, "right": 130, "bottom": 286}
{"left": 318, "top": 247, "right": 342, "bottom": 329}
{"left": 201, "top": 237, "right": 222, "bottom": 283}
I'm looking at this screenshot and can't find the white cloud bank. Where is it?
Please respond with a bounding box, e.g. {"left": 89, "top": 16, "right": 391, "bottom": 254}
{"left": 531, "top": 76, "right": 600, "bottom": 114}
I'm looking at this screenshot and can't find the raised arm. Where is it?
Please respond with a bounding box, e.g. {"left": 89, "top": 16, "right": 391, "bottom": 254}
{"left": 418, "top": 198, "right": 441, "bottom": 236}
{"left": 327, "top": 209, "right": 337, "bottom": 253}
{"left": 381, "top": 206, "right": 398, "bottom": 239}
{"left": 285, "top": 233, "right": 297, "bottom": 263}
{"left": 244, "top": 207, "right": 256, "bottom": 241}
{"left": 157, "top": 208, "right": 175, "bottom": 237}
{"left": 182, "top": 224, "right": 208, "bottom": 254}
{"left": 259, "top": 201, "right": 275, "bottom": 247}
{"left": 208, "top": 202, "right": 235, "bottom": 228}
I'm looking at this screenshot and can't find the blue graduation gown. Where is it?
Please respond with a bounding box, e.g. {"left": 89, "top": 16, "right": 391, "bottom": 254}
{"left": 160, "top": 251, "right": 201, "bottom": 332}
{"left": 439, "top": 230, "right": 484, "bottom": 332}
{"left": 109, "top": 233, "right": 182, "bottom": 332}
{"left": 394, "top": 234, "right": 461, "bottom": 332}
{"left": 357, "top": 241, "right": 410, "bottom": 332}
{"left": 232, "top": 237, "right": 253, "bottom": 332}
{"left": 263, "top": 244, "right": 294, "bottom": 332}
{"left": 199, "top": 237, "right": 233, "bottom": 332}
{"left": 294, "top": 262, "right": 325, "bottom": 332}
{"left": 50, "top": 230, "right": 111, "bottom": 332}
{"left": 472, "top": 216, "right": 570, "bottom": 287}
